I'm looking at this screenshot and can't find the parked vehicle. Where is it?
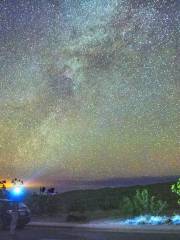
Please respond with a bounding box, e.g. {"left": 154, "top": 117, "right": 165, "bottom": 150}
{"left": 0, "top": 199, "right": 31, "bottom": 230}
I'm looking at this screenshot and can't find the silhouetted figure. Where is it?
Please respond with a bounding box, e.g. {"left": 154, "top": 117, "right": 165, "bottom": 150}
{"left": 40, "top": 186, "right": 46, "bottom": 194}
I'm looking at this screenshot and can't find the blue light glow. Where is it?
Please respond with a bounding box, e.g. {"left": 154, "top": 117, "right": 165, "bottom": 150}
{"left": 13, "top": 186, "right": 23, "bottom": 195}
{"left": 10, "top": 186, "right": 25, "bottom": 200}
{"left": 88, "top": 215, "right": 180, "bottom": 227}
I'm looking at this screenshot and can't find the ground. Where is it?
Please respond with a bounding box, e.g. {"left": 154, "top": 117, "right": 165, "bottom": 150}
{"left": 0, "top": 227, "right": 180, "bottom": 240}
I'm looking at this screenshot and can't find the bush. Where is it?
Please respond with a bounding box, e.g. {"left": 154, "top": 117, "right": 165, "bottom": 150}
{"left": 68, "top": 200, "right": 87, "bottom": 213}
{"left": 171, "top": 178, "right": 180, "bottom": 205}
{"left": 121, "top": 189, "right": 168, "bottom": 216}
{"left": 26, "top": 194, "right": 59, "bottom": 216}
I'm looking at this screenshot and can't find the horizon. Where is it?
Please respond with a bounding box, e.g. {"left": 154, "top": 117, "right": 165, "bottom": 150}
{"left": 24, "top": 175, "right": 179, "bottom": 193}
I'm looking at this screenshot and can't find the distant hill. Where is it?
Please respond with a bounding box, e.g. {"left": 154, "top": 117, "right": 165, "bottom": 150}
{"left": 56, "top": 180, "right": 179, "bottom": 212}
{"left": 52, "top": 176, "right": 179, "bottom": 192}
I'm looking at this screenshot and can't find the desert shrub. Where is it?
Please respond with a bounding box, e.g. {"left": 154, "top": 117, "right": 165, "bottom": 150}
{"left": 171, "top": 178, "right": 180, "bottom": 205}
{"left": 100, "top": 197, "right": 118, "bottom": 210}
{"left": 121, "top": 189, "right": 168, "bottom": 216}
{"left": 68, "top": 200, "right": 86, "bottom": 213}
{"left": 46, "top": 196, "right": 60, "bottom": 215}
{"left": 26, "top": 193, "right": 59, "bottom": 215}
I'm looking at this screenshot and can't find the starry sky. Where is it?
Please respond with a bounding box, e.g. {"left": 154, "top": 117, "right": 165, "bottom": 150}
{"left": 0, "top": 0, "right": 180, "bottom": 189}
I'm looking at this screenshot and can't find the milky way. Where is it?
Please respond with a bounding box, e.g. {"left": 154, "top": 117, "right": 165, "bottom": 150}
{"left": 0, "top": 0, "right": 179, "bottom": 188}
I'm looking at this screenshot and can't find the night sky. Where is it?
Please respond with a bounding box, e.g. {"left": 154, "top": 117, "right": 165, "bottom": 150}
{"left": 0, "top": 0, "right": 179, "bottom": 189}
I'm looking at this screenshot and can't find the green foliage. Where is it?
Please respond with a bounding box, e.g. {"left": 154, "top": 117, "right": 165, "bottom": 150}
{"left": 171, "top": 178, "right": 180, "bottom": 205}
{"left": 26, "top": 182, "right": 177, "bottom": 217}
{"left": 26, "top": 194, "right": 60, "bottom": 216}
{"left": 121, "top": 189, "right": 168, "bottom": 216}
{"left": 68, "top": 200, "right": 86, "bottom": 213}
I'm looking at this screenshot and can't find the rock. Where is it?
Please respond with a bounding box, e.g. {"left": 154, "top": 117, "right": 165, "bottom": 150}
{"left": 165, "top": 218, "right": 172, "bottom": 224}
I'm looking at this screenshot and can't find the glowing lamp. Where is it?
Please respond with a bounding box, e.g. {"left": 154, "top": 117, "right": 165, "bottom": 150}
{"left": 12, "top": 186, "right": 23, "bottom": 196}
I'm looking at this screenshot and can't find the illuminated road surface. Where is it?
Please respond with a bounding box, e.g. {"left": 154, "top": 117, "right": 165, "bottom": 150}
{"left": 0, "top": 227, "right": 180, "bottom": 240}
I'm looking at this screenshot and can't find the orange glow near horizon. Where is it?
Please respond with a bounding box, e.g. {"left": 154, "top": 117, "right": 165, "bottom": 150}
{"left": 0, "top": 179, "right": 35, "bottom": 189}
{"left": 0, "top": 179, "right": 13, "bottom": 189}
